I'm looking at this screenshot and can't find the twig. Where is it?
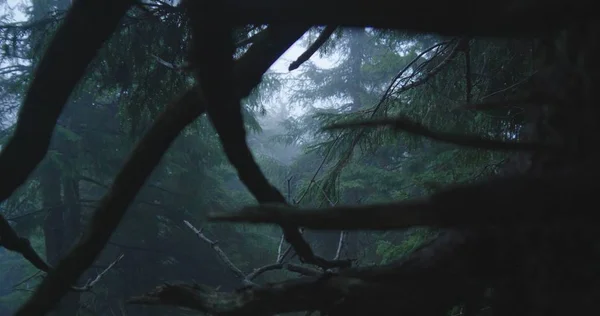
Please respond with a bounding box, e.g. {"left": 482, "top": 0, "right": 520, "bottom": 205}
{"left": 184, "top": 220, "right": 321, "bottom": 285}
{"left": 79, "top": 254, "right": 125, "bottom": 291}
{"left": 183, "top": 220, "right": 253, "bottom": 286}
{"left": 277, "top": 234, "right": 285, "bottom": 262}
{"left": 334, "top": 231, "right": 346, "bottom": 261}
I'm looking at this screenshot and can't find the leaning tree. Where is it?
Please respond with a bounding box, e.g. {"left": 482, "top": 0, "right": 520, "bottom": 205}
{"left": 0, "top": 0, "right": 598, "bottom": 315}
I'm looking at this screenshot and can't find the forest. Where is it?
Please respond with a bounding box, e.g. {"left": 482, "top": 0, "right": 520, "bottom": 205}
{"left": 0, "top": 0, "right": 596, "bottom": 315}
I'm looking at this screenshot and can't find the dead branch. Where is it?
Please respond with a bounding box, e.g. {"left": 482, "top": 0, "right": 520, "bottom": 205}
{"left": 334, "top": 231, "right": 346, "bottom": 261}
{"left": 184, "top": 220, "right": 321, "bottom": 286}
{"left": 183, "top": 220, "right": 253, "bottom": 285}
{"left": 127, "top": 229, "right": 486, "bottom": 315}
{"left": 0, "top": 0, "right": 136, "bottom": 204}
{"left": 276, "top": 234, "right": 285, "bottom": 262}
{"left": 324, "top": 116, "right": 556, "bottom": 152}
{"left": 288, "top": 25, "right": 338, "bottom": 71}
{"left": 209, "top": 167, "right": 594, "bottom": 230}
{"left": 77, "top": 254, "right": 125, "bottom": 291}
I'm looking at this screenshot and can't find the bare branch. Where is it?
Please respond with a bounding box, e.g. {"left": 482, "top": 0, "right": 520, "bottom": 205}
{"left": 76, "top": 254, "right": 125, "bottom": 291}
{"left": 276, "top": 234, "right": 285, "bottom": 262}
{"left": 0, "top": 216, "right": 50, "bottom": 271}
{"left": 334, "top": 231, "right": 346, "bottom": 261}
{"left": 289, "top": 25, "right": 338, "bottom": 71}
{"left": 184, "top": 219, "right": 321, "bottom": 286}
{"left": 183, "top": 220, "right": 252, "bottom": 285}
{"left": 209, "top": 168, "right": 593, "bottom": 230}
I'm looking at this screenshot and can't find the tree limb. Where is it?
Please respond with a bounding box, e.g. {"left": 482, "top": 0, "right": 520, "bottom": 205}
{"left": 184, "top": 5, "right": 341, "bottom": 269}
{"left": 209, "top": 168, "right": 594, "bottom": 230}
{"left": 288, "top": 25, "right": 338, "bottom": 71}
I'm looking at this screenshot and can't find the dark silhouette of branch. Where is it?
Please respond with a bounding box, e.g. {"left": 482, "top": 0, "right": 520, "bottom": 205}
{"left": 209, "top": 168, "right": 593, "bottom": 230}
{"left": 324, "top": 116, "right": 556, "bottom": 152}
{"left": 16, "top": 88, "right": 204, "bottom": 316}
{"left": 289, "top": 25, "right": 338, "bottom": 71}
{"left": 184, "top": 4, "right": 341, "bottom": 269}
{"left": 211, "top": 0, "right": 593, "bottom": 37}
{"left": 0, "top": 0, "right": 136, "bottom": 283}
{"left": 184, "top": 220, "right": 321, "bottom": 286}
{"left": 0, "top": 0, "right": 136, "bottom": 204}
{"left": 0, "top": 216, "right": 50, "bottom": 271}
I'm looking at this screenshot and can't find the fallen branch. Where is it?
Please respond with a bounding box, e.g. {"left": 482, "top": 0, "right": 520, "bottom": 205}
{"left": 324, "top": 116, "right": 556, "bottom": 152}
{"left": 288, "top": 25, "right": 338, "bottom": 71}
{"left": 128, "top": 230, "right": 486, "bottom": 315}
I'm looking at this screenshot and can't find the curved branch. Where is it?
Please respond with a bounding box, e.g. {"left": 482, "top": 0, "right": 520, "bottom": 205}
{"left": 288, "top": 25, "right": 338, "bottom": 71}
{"left": 184, "top": 7, "right": 339, "bottom": 269}
{"left": 0, "top": 0, "right": 136, "bottom": 203}
{"left": 16, "top": 87, "right": 204, "bottom": 316}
